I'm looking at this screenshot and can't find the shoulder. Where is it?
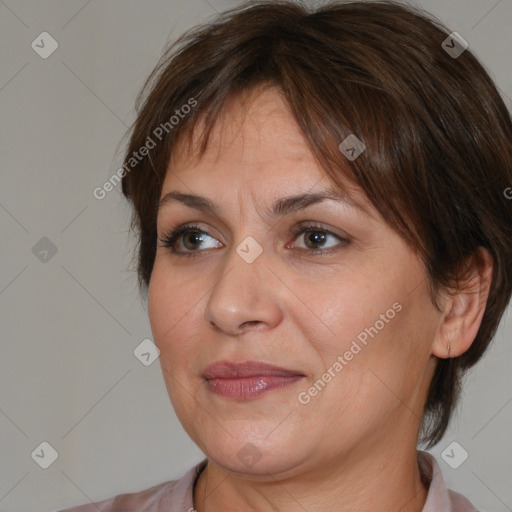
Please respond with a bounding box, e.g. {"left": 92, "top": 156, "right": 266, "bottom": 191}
{"left": 418, "top": 451, "right": 480, "bottom": 512}
{"left": 57, "top": 479, "right": 179, "bottom": 511}
{"left": 56, "top": 460, "right": 206, "bottom": 512}
{"left": 448, "top": 489, "right": 480, "bottom": 512}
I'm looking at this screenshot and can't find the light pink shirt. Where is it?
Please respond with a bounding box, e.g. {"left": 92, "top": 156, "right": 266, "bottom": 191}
{"left": 58, "top": 451, "right": 479, "bottom": 511}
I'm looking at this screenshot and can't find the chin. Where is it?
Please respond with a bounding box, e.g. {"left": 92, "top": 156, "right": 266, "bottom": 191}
{"left": 212, "top": 445, "right": 304, "bottom": 476}
{"left": 188, "top": 423, "right": 313, "bottom": 476}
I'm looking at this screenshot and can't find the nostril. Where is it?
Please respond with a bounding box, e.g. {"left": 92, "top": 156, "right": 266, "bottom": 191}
{"left": 241, "top": 321, "right": 259, "bottom": 327}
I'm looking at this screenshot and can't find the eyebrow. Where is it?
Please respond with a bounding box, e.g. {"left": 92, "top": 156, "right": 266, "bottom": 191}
{"left": 158, "top": 189, "right": 370, "bottom": 219}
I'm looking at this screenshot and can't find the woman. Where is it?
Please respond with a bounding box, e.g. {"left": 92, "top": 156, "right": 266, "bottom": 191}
{"left": 60, "top": 0, "right": 512, "bottom": 510}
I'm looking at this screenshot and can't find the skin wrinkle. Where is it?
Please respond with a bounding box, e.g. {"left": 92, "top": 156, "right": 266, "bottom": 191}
{"left": 146, "top": 87, "right": 484, "bottom": 512}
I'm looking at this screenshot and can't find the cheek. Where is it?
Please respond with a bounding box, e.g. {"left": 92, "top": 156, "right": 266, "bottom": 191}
{"left": 147, "top": 261, "right": 202, "bottom": 363}
{"left": 296, "top": 272, "right": 392, "bottom": 360}
{"left": 147, "top": 265, "right": 207, "bottom": 419}
{"left": 344, "top": 292, "right": 438, "bottom": 413}
{"left": 300, "top": 270, "right": 432, "bottom": 390}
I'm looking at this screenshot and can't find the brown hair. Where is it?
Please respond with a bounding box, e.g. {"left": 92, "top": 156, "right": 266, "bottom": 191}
{"left": 120, "top": 0, "right": 512, "bottom": 447}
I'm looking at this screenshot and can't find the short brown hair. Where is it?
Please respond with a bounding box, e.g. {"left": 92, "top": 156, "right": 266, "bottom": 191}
{"left": 120, "top": 0, "right": 512, "bottom": 446}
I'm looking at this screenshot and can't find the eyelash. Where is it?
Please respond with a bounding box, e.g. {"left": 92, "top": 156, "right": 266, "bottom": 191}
{"left": 158, "top": 222, "right": 350, "bottom": 259}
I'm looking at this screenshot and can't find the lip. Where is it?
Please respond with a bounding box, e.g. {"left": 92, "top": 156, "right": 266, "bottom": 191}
{"left": 203, "top": 361, "right": 305, "bottom": 400}
{"left": 203, "top": 361, "right": 304, "bottom": 379}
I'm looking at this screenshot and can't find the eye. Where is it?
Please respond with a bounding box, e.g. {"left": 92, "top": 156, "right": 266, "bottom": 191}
{"left": 289, "top": 222, "right": 350, "bottom": 256}
{"left": 158, "top": 224, "right": 222, "bottom": 257}
{"left": 158, "top": 221, "right": 350, "bottom": 258}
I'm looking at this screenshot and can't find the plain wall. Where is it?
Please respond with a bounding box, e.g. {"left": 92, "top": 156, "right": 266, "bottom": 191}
{"left": 0, "top": 0, "right": 510, "bottom": 511}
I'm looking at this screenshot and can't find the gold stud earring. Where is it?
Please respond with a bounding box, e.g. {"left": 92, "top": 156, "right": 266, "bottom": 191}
{"left": 447, "top": 344, "right": 451, "bottom": 358}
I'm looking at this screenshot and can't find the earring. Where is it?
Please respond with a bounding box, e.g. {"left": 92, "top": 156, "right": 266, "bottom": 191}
{"left": 447, "top": 344, "right": 451, "bottom": 358}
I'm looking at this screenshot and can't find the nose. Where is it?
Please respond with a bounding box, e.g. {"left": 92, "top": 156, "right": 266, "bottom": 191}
{"left": 203, "top": 243, "right": 283, "bottom": 336}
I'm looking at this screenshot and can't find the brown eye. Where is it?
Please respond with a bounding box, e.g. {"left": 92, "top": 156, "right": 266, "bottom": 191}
{"left": 290, "top": 223, "right": 349, "bottom": 256}
{"left": 182, "top": 230, "right": 205, "bottom": 250}
{"left": 158, "top": 224, "right": 222, "bottom": 257}
{"left": 302, "top": 230, "right": 328, "bottom": 249}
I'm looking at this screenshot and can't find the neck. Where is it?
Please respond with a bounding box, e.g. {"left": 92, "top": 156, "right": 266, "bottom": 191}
{"left": 193, "top": 445, "right": 429, "bottom": 512}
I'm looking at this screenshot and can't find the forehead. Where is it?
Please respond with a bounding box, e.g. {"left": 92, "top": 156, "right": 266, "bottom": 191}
{"left": 165, "top": 87, "right": 325, "bottom": 186}
{"left": 160, "top": 86, "right": 377, "bottom": 222}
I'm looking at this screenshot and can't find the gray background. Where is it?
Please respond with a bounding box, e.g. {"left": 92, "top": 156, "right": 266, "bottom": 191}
{"left": 0, "top": 0, "right": 511, "bottom": 511}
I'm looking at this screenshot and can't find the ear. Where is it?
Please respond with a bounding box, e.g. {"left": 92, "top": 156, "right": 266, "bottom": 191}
{"left": 432, "top": 247, "right": 493, "bottom": 359}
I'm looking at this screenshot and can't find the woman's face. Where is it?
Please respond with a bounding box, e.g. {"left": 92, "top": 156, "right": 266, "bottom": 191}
{"left": 148, "top": 87, "right": 442, "bottom": 476}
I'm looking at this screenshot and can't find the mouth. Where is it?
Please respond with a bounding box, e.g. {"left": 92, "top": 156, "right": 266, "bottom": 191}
{"left": 203, "top": 361, "right": 305, "bottom": 400}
